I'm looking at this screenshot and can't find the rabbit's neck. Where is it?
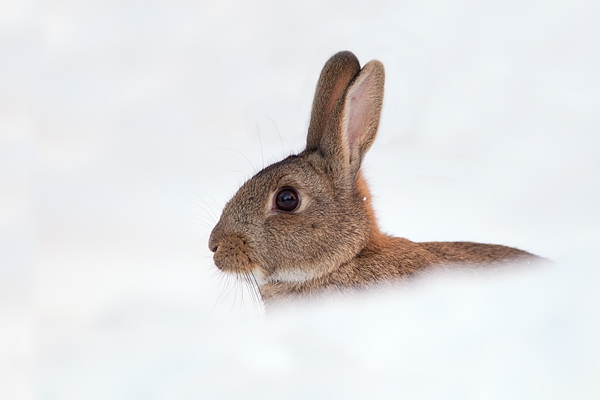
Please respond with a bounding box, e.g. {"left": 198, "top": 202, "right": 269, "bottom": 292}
{"left": 258, "top": 234, "right": 440, "bottom": 307}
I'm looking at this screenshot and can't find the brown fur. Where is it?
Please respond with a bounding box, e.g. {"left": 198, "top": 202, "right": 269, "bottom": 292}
{"left": 209, "top": 51, "right": 540, "bottom": 309}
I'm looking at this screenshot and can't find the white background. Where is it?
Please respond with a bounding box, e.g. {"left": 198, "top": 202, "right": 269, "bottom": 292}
{"left": 1, "top": 0, "right": 599, "bottom": 398}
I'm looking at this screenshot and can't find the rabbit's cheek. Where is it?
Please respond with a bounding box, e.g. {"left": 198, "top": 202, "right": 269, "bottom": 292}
{"left": 212, "top": 236, "right": 255, "bottom": 273}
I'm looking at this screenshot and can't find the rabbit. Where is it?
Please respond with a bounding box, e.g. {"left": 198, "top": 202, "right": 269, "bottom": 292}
{"left": 208, "top": 50, "right": 540, "bottom": 307}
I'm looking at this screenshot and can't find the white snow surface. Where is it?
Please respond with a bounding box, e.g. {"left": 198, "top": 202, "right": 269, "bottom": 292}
{"left": 1, "top": 0, "right": 600, "bottom": 398}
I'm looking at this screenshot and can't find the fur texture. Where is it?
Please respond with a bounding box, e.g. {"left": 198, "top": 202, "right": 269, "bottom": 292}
{"left": 209, "top": 51, "right": 539, "bottom": 308}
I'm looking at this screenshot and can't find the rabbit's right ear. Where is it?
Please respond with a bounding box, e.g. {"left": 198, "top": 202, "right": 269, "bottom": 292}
{"left": 312, "top": 57, "right": 385, "bottom": 182}
{"left": 306, "top": 51, "right": 361, "bottom": 151}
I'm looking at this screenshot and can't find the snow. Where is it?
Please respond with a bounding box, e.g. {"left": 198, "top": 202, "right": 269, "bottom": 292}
{"left": 1, "top": 0, "right": 599, "bottom": 398}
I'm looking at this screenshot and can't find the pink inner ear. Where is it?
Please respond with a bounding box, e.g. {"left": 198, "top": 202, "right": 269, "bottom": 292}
{"left": 344, "top": 74, "right": 372, "bottom": 162}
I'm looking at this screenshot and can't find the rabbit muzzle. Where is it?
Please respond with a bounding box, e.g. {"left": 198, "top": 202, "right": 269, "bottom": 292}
{"left": 209, "top": 225, "right": 257, "bottom": 274}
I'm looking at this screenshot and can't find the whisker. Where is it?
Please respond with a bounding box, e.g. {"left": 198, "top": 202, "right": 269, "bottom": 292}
{"left": 193, "top": 189, "right": 222, "bottom": 212}
{"left": 211, "top": 272, "right": 230, "bottom": 314}
{"left": 215, "top": 147, "right": 257, "bottom": 173}
{"left": 188, "top": 215, "right": 216, "bottom": 228}
{"left": 226, "top": 273, "right": 239, "bottom": 320}
{"left": 250, "top": 271, "right": 266, "bottom": 314}
{"left": 243, "top": 272, "right": 254, "bottom": 301}
{"left": 242, "top": 272, "right": 257, "bottom": 312}
{"left": 190, "top": 208, "right": 217, "bottom": 223}
{"left": 179, "top": 198, "right": 214, "bottom": 214}
{"left": 216, "top": 169, "right": 251, "bottom": 180}
{"left": 267, "top": 115, "right": 286, "bottom": 158}
{"left": 255, "top": 119, "right": 265, "bottom": 169}
{"left": 245, "top": 272, "right": 257, "bottom": 305}
{"left": 188, "top": 218, "right": 214, "bottom": 231}
{"left": 183, "top": 197, "right": 219, "bottom": 223}
{"left": 189, "top": 191, "right": 220, "bottom": 222}
{"left": 239, "top": 273, "right": 245, "bottom": 314}
{"left": 186, "top": 251, "right": 213, "bottom": 264}
{"left": 245, "top": 272, "right": 264, "bottom": 314}
{"left": 196, "top": 233, "right": 211, "bottom": 241}
{"left": 183, "top": 210, "right": 217, "bottom": 229}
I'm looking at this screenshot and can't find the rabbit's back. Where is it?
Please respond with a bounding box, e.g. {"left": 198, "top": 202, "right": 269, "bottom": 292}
{"left": 419, "top": 241, "right": 536, "bottom": 265}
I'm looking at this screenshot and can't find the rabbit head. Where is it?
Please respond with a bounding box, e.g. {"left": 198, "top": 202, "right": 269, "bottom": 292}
{"left": 209, "top": 51, "right": 385, "bottom": 284}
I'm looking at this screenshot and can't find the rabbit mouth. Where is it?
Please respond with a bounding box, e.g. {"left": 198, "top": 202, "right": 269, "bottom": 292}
{"left": 212, "top": 240, "right": 317, "bottom": 285}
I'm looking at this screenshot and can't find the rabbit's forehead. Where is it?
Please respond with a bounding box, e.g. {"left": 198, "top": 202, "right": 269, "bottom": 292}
{"left": 247, "top": 155, "right": 323, "bottom": 191}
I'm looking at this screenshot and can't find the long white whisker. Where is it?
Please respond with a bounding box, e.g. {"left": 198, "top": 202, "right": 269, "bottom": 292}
{"left": 267, "top": 115, "right": 285, "bottom": 158}
{"left": 194, "top": 189, "right": 222, "bottom": 212}
{"left": 186, "top": 194, "right": 219, "bottom": 223}
{"left": 215, "top": 147, "right": 256, "bottom": 173}
{"left": 250, "top": 271, "right": 265, "bottom": 314}
{"left": 211, "top": 272, "right": 230, "bottom": 314}
{"left": 255, "top": 119, "right": 265, "bottom": 169}
{"left": 243, "top": 272, "right": 259, "bottom": 313}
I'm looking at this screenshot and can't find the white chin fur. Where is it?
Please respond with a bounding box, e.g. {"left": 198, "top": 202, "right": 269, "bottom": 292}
{"left": 250, "top": 269, "right": 268, "bottom": 286}
{"left": 252, "top": 268, "right": 317, "bottom": 285}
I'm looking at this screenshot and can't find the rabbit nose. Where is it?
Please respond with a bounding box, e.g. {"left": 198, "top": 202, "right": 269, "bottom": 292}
{"left": 208, "top": 235, "right": 220, "bottom": 253}
{"left": 208, "top": 225, "right": 222, "bottom": 253}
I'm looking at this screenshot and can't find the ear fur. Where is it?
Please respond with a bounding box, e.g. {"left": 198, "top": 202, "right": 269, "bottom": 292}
{"left": 317, "top": 58, "right": 385, "bottom": 180}
{"left": 306, "top": 51, "right": 361, "bottom": 151}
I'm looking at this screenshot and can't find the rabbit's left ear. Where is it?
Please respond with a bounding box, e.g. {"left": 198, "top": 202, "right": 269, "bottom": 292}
{"left": 307, "top": 51, "right": 361, "bottom": 152}
{"left": 319, "top": 60, "right": 385, "bottom": 180}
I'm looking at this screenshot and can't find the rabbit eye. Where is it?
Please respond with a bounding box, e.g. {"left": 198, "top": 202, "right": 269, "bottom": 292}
{"left": 275, "top": 187, "right": 299, "bottom": 212}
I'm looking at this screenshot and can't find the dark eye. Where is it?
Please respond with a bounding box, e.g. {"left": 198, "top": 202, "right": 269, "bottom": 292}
{"left": 275, "top": 187, "right": 300, "bottom": 212}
